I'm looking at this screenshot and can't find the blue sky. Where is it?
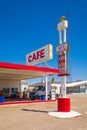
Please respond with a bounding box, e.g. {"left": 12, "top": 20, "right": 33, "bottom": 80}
{"left": 0, "top": 0, "right": 87, "bottom": 83}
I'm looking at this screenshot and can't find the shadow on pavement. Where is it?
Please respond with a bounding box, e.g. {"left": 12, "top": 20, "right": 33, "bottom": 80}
{"left": 21, "top": 108, "right": 49, "bottom": 113}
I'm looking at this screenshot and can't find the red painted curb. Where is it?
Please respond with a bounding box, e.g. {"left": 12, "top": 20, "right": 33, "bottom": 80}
{"left": 0, "top": 100, "right": 56, "bottom": 106}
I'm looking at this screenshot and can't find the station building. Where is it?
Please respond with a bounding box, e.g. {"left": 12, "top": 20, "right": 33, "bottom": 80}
{"left": 66, "top": 81, "right": 87, "bottom": 94}
{"left": 51, "top": 81, "right": 87, "bottom": 94}
{"left": 0, "top": 62, "right": 58, "bottom": 99}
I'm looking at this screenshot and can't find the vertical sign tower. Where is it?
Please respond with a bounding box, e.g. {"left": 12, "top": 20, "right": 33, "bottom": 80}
{"left": 56, "top": 16, "right": 70, "bottom": 112}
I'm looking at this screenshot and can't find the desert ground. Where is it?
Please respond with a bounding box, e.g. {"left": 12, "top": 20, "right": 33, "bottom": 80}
{"left": 0, "top": 94, "right": 87, "bottom": 130}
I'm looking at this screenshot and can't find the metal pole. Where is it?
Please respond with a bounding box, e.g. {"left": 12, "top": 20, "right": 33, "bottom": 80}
{"left": 45, "top": 61, "right": 48, "bottom": 100}
{"left": 59, "top": 28, "right": 63, "bottom": 97}
{"left": 45, "top": 74, "right": 48, "bottom": 100}
{"left": 59, "top": 31, "right": 62, "bottom": 44}
{"left": 64, "top": 29, "right": 66, "bottom": 43}
{"left": 63, "top": 28, "right": 67, "bottom": 97}
{"left": 59, "top": 25, "right": 67, "bottom": 97}
{"left": 59, "top": 30, "right": 63, "bottom": 97}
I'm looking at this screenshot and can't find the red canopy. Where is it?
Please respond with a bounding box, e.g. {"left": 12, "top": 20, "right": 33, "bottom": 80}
{"left": 0, "top": 62, "right": 58, "bottom": 80}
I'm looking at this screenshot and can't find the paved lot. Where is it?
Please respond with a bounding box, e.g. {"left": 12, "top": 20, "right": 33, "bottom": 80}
{"left": 0, "top": 94, "right": 87, "bottom": 130}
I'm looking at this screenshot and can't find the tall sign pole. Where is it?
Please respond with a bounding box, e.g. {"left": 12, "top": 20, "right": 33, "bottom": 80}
{"left": 49, "top": 16, "right": 81, "bottom": 118}
{"left": 56, "top": 16, "right": 70, "bottom": 112}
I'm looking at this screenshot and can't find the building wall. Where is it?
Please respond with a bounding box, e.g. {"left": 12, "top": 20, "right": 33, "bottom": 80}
{"left": 21, "top": 80, "right": 29, "bottom": 92}
{"left": 0, "top": 79, "right": 21, "bottom": 89}
{"left": 66, "top": 84, "right": 87, "bottom": 94}
{"left": 20, "top": 80, "right": 29, "bottom": 98}
{"left": 0, "top": 79, "right": 21, "bottom": 97}
{"left": 0, "top": 79, "right": 29, "bottom": 98}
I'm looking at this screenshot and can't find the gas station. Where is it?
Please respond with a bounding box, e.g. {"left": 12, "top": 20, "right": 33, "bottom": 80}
{"left": 0, "top": 44, "right": 59, "bottom": 102}
{"left": 0, "top": 16, "right": 82, "bottom": 118}
{"left": 0, "top": 62, "right": 58, "bottom": 100}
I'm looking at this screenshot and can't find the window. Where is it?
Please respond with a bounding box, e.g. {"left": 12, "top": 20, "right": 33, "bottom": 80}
{"left": 33, "top": 86, "right": 45, "bottom": 91}
{"left": 42, "top": 86, "right": 45, "bottom": 91}
{"left": 3, "top": 88, "right": 10, "bottom": 94}
{"left": 11, "top": 88, "right": 18, "bottom": 93}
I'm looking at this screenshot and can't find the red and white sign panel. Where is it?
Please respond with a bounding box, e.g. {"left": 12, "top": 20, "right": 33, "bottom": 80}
{"left": 58, "top": 68, "right": 70, "bottom": 76}
{"left": 58, "top": 53, "right": 66, "bottom": 68}
{"left": 26, "top": 44, "right": 53, "bottom": 65}
{"left": 59, "top": 68, "right": 66, "bottom": 74}
{"left": 56, "top": 43, "right": 69, "bottom": 54}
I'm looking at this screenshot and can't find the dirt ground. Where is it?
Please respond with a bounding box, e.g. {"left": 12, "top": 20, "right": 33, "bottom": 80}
{"left": 0, "top": 94, "right": 87, "bottom": 130}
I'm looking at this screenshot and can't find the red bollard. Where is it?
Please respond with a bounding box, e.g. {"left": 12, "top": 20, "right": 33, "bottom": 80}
{"left": 58, "top": 97, "right": 70, "bottom": 112}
